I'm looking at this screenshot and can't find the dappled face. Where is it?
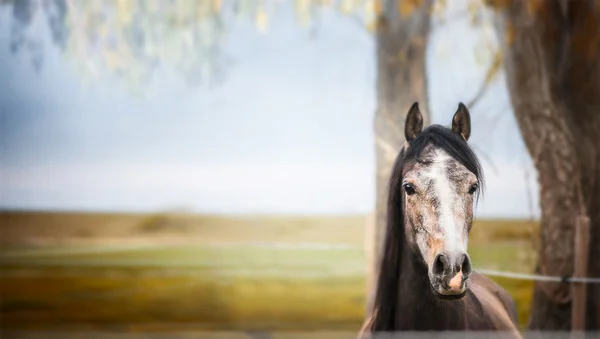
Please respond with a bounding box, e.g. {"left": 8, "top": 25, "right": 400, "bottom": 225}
{"left": 402, "top": 145, "right": 478, "bottom": 299}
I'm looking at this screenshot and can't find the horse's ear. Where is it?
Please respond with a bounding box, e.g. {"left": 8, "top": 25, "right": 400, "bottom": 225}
{"left": 452, "top": 102, "right": 471, "bottom": 141}
{"left": 405, "top": 102, "right": 423, "bottom": 142}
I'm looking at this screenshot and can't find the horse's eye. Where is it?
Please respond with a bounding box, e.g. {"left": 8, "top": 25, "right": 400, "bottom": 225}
{"left": 468, "top": 183, "right": 478, "bottom": 195}
{"left": 403, "top": 183, "right": 416, "bottom": 196}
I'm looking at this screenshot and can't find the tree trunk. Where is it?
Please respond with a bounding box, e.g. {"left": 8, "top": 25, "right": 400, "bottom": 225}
{"left": 488, "top": 0, "right": 600, "bottom": 330}
{"left": 367, "top": 0, "right": 432, "bottom": 317}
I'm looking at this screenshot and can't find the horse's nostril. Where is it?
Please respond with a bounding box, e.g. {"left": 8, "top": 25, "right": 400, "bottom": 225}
{"left": 461, "top": 253, "right": 472, "bottom": 275}
{"left": 432, "top": 254, "right": 446, "bottom": 275}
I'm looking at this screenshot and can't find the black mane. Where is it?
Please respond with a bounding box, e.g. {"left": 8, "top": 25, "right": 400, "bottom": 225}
{"left": 369, "top": 124, "right": 484, "bottom": 331}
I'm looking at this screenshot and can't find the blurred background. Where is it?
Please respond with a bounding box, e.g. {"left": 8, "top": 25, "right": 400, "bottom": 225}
{"left": 1, "top": 0, "right": 598, "bottom": 336}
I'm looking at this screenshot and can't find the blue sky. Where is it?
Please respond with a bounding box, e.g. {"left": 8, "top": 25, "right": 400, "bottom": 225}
{"left": 0, "top": 1, "right": 539, "bottom": 217}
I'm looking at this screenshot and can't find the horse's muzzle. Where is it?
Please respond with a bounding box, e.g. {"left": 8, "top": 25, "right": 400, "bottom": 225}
{"left": 429, "top": 251, "right": 472, "bottom": 299}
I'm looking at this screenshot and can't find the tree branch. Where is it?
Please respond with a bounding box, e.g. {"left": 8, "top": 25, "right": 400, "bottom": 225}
{"left": 471, "top": 144, "right": 499, "bottom": 175}
{"left": 466, "top": 49, "right": 502, "bottom": 109}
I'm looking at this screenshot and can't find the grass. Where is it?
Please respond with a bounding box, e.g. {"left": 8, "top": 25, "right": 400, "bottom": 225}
{"left": 0, "top": 212, "right": 538, "bottom": 332}
{"left": 0, "top": 245, "right": 367, "bottom": 331}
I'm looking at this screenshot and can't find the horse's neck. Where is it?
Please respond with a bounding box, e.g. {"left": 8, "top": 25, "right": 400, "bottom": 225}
{"left": 394, "top": 246, "right": 469, "bottom": 331}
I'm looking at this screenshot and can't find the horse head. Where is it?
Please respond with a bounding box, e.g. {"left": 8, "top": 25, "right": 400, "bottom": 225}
{"left": 398, "top": 102, "right": 483, "bottom": 299}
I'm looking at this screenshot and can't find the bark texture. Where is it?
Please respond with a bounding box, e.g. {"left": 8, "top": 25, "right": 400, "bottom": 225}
{"left": 367, "top": 0, "right": 432, "bottom": 317}
{"left": 489, "top": 0, "right": 600, "bottom": 330}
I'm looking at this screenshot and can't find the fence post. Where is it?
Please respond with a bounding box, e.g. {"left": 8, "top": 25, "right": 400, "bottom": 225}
{"left": 571, "top": 215, "right": 590, "bottom": 334}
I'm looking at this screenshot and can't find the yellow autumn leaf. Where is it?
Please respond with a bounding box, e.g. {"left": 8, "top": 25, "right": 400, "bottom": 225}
{"left": 366, "top": 19, "right": 377, "bottom": 33}
{"left": 399, "top": 0, "right": 423, "bottom": 18}
{"left": 213, "top": 0, "right": 222, "bottom": 13}
{"left": 256, "top": 7, "right": 269, "bottom": 33}
{"left": 374, "top": 0, "right": 383, "bottom": 16}
{"left": 340, "top": 0, "right": 354, "bottom": 14}
{"left": 365, "top": 0, "right": 374, "bottom": 16}
{"left": 364, "top": 0, "right": 378, "bottom": 27}
{"left": 467, "top": 0, "right": 481, "bottom": 25}
{"left": 432, "top": 0, "right": 447, "bottom": 18}
{"left": 116, "top": 0, "right": 132, "bottom": 26}
{"left": 296, "top": 0, "right": 311, "bottom": 27}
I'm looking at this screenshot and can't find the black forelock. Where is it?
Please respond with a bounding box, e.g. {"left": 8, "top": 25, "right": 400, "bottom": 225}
{"left": 403, "top": 124, "right": 484, "bottom": 197}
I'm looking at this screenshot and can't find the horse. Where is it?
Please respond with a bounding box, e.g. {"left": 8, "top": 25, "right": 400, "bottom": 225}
{"left": 359, "top": 102, "right": 521, "bottom": 338}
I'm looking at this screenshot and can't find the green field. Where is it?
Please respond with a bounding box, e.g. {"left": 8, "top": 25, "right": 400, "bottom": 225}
{"left": 0, "top": 212, "right": 538, "bottom": 332}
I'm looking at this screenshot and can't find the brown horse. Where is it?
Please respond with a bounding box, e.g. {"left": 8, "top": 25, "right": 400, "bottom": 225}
{"left": 360, "top": 103, "right": 520, "bottom": 337}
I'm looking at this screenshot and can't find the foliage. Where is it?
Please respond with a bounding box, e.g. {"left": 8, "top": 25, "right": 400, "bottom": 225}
{"left": 0, "top": 0, "right": 380, "bottom": 92}
{"left": 1, "top": 0, "right": 503, "bottom": 94}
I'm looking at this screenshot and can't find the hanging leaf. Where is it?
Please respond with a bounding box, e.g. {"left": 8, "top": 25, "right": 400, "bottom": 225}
{"left": 399, "top": 0, "right": 423, "bottom": 18}
{"left": 255, "top": 5, "right": 269, "bottom": 33}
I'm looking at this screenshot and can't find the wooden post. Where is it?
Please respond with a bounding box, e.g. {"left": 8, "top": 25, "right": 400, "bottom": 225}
{"left": 571, "top": 215, "right": 590, "bottom": 334}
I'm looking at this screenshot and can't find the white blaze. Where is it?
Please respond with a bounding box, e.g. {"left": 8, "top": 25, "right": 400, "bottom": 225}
{"left": 426, "top": 149, "right": 466, "bottom": 253}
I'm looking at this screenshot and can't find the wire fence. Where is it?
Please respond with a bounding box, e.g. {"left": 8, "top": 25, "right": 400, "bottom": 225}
{"left": 475, "top": 269, "right": 600, "bottom": 284}
{"left": 2, "top": 243, "right": 600, "bottom": 284}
